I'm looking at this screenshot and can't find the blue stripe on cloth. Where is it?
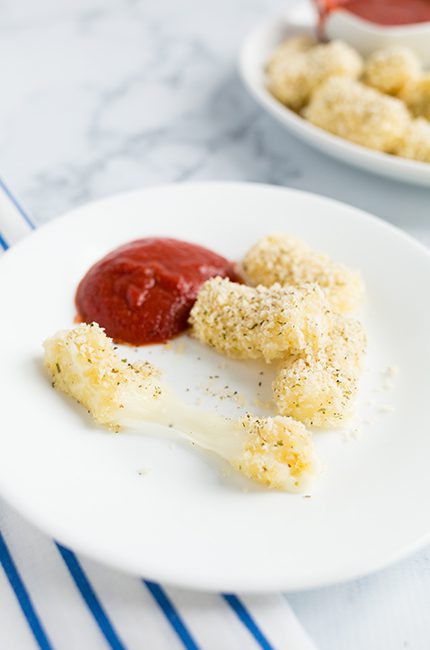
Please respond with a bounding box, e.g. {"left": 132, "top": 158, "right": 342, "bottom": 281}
{"left": 144, "top": 581, "right": 200, "bottom": 650}
{"left": 0, "top": 180, "right": 129, "bottom": 650}
{"left": 0, "top": 177, "right": 203, "bottom": 650}
{"left": 0, "top": 176, "right": 35, "bottom": 229}
{"left": 0, "top": 232, "right": 9, "bottom": 250}
{"left": 222, "top": 595, "right": 275, "bottom": 650}
{"left": 0, "top": 531, "right": 54, "bottom": 650}
{"left": 56, "top": 544, "right": 127, "bottom": 650}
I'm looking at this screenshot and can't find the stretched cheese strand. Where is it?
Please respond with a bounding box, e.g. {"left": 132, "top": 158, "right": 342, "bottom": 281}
{"left": 44, "top": 323, "right": 317, "bottom": 492}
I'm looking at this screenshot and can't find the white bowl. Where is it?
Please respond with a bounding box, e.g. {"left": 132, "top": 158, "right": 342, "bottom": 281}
{"left": 326, "top": 9, "right": 430, "bottom": 65}
{"left": 239, "top": 16, "right": 430, "bottom": 187}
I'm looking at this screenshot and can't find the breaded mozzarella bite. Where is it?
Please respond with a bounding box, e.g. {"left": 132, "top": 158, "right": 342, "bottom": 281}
{"left": 189, "top": 277, "right": 331, "bottom": 362}
{"left": 242, "top": 233, "right": 364, "bottom": 314}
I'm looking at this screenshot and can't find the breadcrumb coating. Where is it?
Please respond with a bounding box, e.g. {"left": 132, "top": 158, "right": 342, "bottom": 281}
{"left": 242, "top": 233, "right": 363, "bottom": 314}
{"left": 237, "top": 414, "right": 316, "bottom": 490}
{"left": 267, "top": 37, "right": 362, "bottom": 110}
{"left": 303, "top": 76, "right": 410, "bottom": 153}
{"left": 396, "top": 117, "right": 430, "bottom": 163}
{"left": 189, "top": 277, "right": 331, "bottom": 362}
{"left": 400, "top": 74, "right": 430, "bottom": 120}
{"left": 44, "top": 322, "right": 160, "bottom": 430}
{"left": 273, "top": 315, "right": 366, "bottom": 428}
{"left": 266, "top": 44, "right": 315, "bottom": 111}
{"left": 363, "top": 46, "right": 420, "bottom": 95}
{"left": 266, "top": 34, "right": 315, "bottom": 66}
{"left": 306, "top": 40, "right": 363, "bottom": 86}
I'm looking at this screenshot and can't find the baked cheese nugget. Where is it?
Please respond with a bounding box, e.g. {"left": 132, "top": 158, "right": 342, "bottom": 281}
{"left": 242, "top": 234, "right": 363, "bottom": 314}
{"left": 266, "top": 34, "right": 315, "bottom": 66}
{"left": 304, "top": 76, "right": 410, "bottom": 152}
{"left": 400, "top": 74, "right": 430, "bottom": 120}
{"left": 363, "top": 46, "right": 420, "bottom": 95}
{"left": 273, "top": 315, "right": 366, "bottom": 428}
{"left": 189, "top": 277, "right": 330, "bottom": 362}
{"left": 267, "top": 38, "right": 362, "bottom": 111}
{"left": 306, "top": 40, "right": 363, "bottom": 87}
{"left": 266, "top": 37, "right": 316, "bottom": 110}
{"left": 396, "top": 117, "right": 430, "bottom": 163}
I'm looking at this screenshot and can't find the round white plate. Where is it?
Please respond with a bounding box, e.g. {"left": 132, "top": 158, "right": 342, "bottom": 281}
{"left": 1, "top": 182, "right": 430, "bottom": 593}
{"left": 239, "top": 16, "right": 430, "bottom": 187}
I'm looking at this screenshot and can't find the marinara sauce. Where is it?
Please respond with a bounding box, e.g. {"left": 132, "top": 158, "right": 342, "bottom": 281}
{"left": 76, "top": 237, "right": 239, "bottom": 345}
{"left": 316, "top": 0, "right": 430, "bottom": 26}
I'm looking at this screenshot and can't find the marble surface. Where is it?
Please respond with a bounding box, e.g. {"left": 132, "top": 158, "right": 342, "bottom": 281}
{"left": 0, "top": 0, "right": 429, "bottom": 648}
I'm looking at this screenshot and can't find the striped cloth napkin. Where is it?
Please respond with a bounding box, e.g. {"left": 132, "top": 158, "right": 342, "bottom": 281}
{"left": 0, "top": 177, "right": 318, "bottom": 650}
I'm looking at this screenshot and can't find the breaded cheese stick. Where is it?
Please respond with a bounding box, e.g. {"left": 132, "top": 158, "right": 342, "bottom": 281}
{"left": 273, "top": 315, "right": 366, "bottom": 428}
{"left": 242, "top": 234, "right": 363, "bottom": 314}
{"left": 303, "top": 76, "right": 410, "bottom": 153}
{"left": 188, "top": 277, "right": 330, "bottom": 362}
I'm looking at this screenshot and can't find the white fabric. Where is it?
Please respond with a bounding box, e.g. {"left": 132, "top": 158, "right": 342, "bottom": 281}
{"left": 0, "top": 181, "right": 318, "bottom": 650}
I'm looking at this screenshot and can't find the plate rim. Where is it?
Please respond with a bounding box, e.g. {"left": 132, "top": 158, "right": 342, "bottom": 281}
{"left": 3, "top": 180, "right": 429, "bottom": 262}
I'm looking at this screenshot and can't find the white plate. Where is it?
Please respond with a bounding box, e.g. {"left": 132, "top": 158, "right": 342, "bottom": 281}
{"left": 1, "top": 182, "right": 430, "bottom": 593}
{"left": 239, "top": 16, "right": 430, "bottom": 187}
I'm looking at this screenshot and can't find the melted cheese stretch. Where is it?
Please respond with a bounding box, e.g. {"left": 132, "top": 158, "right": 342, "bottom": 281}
{"left": 44, "top": 323, "right": 317, "bottom": 492}
{"left": 189, "top": 277, "right": 331, "bottom": 362}
{"left": 273, "top": 315, "right": 367, "bottom": 428}
{"left": 242, "top": 233, "right": 364, "bottom": 314}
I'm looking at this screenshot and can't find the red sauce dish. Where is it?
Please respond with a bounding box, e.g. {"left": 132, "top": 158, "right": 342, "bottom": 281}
{"left": 316, "top": 0, "right": 430, "bottom": 27}
{"left": 76, "top": 237, "right": 240, "bottom": 346}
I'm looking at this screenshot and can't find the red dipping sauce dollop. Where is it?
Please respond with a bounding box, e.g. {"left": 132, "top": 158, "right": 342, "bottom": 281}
{"left": 75, "top": 237, "right": 239, "bottom": 346}
{"left": 316, "top": 0, "right": 430, "bottom": 25}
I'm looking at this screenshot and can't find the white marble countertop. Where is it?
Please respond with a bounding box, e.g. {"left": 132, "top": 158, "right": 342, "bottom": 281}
{"left": 0, "top": 0, "right": 429, "bottom": 648}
